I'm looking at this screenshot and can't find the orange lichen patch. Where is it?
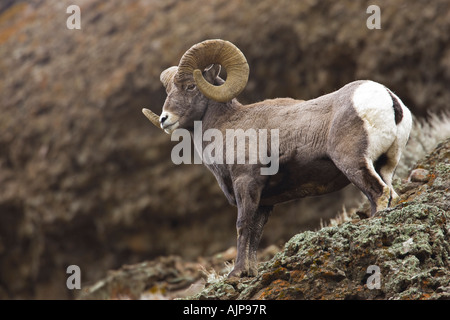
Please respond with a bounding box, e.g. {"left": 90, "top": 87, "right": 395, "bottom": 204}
{"left": 259, "top": 279, "right": 291, "bottom": 300}
{"left": 272, "top": 266, "right": 288, "bottom": 276}
{"left": 0, "top": 3, "right": 35, "bottom": 45}
{"left": 419, "top": 293, "right": 431, "bottom": 299}
{"left": 260, "top": 271, "right": 274, "bottom": 284}
{"left": 426, "top": 173, "right": 437, "bottom": 186}
{"left": 320, "top": 270, "right": 339, "bottom": 278}
{"left": 260, "top": 266, "right": 289, "bottom": 285}
{"left": 0, "top": 2, "right": 27, "bottom": 25}
{"left": 398, "top": 185, "right": 426, "bottom": 204}
{"left": 290, "top": 270, "right": 306, "bottom": 282}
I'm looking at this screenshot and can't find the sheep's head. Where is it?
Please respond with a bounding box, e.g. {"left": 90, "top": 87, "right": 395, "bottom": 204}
{"left": 142, "top": 39, "right": 249, "bottom": 134}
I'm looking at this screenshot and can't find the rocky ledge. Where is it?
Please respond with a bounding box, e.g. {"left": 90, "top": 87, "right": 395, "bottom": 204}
{"left": 81, "top": 138, "right": 449, "bottom": 300}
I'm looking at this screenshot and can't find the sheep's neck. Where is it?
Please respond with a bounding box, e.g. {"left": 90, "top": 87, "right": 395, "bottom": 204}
{"left": 200, "top": 99, "right": 243, "bottom": 131}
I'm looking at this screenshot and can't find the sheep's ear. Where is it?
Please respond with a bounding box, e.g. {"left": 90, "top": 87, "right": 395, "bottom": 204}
{"left": 202, "top": 64, "right": 222, "bottom": 84}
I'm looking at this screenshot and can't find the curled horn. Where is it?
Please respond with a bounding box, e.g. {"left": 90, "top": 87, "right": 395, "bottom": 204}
{"left": 176, "top": 39, "right": 249, "bottom": 103}
{"left": 160, "top": 66, "right": 178, "bottom": 89}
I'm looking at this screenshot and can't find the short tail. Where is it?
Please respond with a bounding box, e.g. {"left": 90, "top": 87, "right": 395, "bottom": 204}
{"left": 386, "top": 89, "right": 404, "bottom": 125}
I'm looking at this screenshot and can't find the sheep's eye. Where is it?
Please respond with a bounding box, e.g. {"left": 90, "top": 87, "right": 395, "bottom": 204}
{"left": 186, "top": 84, "right": 196, "bottom": 91}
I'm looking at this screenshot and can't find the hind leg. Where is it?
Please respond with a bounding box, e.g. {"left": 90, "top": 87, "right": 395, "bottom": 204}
{"left": 379, "top": 142, "right": 403, "bottom": 204}
{"left": 331, "top": 154, "right": 391, "bottom": 217}
{"left": 357, "top": 160, "right": 391, "bottom": 216}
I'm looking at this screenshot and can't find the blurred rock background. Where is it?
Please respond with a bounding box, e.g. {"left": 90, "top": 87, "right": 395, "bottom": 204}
{"left": 0, "top": 0, "right": 448, "bottom": 299}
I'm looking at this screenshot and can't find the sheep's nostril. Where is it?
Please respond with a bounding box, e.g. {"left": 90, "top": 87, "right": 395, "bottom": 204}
{"left": 160, "top": 114, "right": 168, "bottom": 124}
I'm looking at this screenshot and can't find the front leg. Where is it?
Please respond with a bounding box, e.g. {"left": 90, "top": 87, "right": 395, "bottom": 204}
{"left": 248, "top": 205, "right": 272, "bottom": 273}
{"left": 228, "top": 176, "right": 271, "bottom": 278}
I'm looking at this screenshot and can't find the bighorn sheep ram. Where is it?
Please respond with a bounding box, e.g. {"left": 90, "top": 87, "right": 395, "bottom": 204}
{"left": 142, "top": 39, "right": 412, "bottom": 277}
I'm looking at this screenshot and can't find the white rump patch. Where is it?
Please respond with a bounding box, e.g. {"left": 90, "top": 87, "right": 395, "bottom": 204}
{"left": 352, "top": 81, "right": 397, "bottom": 161}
